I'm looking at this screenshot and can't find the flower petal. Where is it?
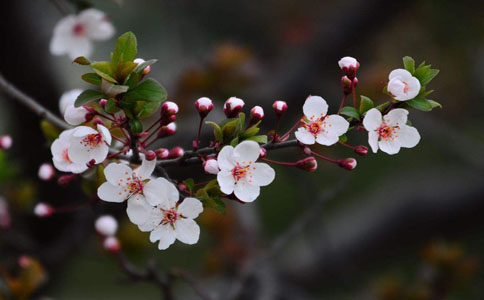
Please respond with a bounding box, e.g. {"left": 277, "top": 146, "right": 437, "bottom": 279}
{"left": 126, "top": 195, "right": 152, "bottom": 225}
{"left": 295, "top": 127, "right": 315, "bottom": 145}
{"left": 250, "top": 163, "right": 275, "bottom": 186}
{"left": 384, "top": 108, "right": 408, "bottom": 127}
{"left": 234, "top": 141, "right": 260, "bottom": 164}
{"left": 66, "top": 37, "right": 93, "bottom": 60}
{"left": 378, "top": 139, "right": 401, "bottom": 155}
{"left": 143, "top": 177, "right": 178, "bottom": 208}
{"left": 150, "top": 224, "right": 176, "bottom": 250}
{"left": 97, "top": 124, "right": 112, "bottom": 145}
{"left": 64, "top": 105, "right": 88, "bottom": 125}
{"left": 315, "top": 133, "right": 339, "bottom": 146}
{"left": 324, "top": 115, "right": 349, "bottom": 136}
{"left": 104, "top": 163, "right": 132, "bottom": 186}
{"left": 303, "top": 96, "right": 328, "bottom": 119}
{"left": 234, "top": 180, "right": 260, "bottom": 202}
{"left": 175, "top": 218, "right": 200, "bottom": 245}
{"left": 134, "top": 157, "right": 156, "bottom": 180}
{"left": 217, "top": 145, "right": 235, "bottom": 171}
{"left": 217, "top": 170, "right": 235, "bottom": 195}
{"left": 368, "top": 131, "right": 379, "bottom": 153}
{"left": 97, "top": 182, "right": 127, "bottom": 203}
{"left": 388, "top": 68, "right": 411, "bottom": 81}
{"left": 89, "top": 144, "right": 109, "bottom": 164}
{"left": 78, "top": 9, "right": 115, "bottom": 40}
{"left": 363, "top": 108, "right": 382, "bottom": 131}
{"left": 138, "top": 207, "right": 163, "bottom": 232}
{"left": 178, "top": 198, "right": 203, "bottom": 219}
{"left": 72, "top": 126, "right": 97, "bottom": 138}
{"left": 397, "top": 125, "right": 420, "bottom": 149}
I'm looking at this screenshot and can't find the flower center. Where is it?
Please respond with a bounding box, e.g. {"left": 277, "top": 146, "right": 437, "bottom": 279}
{"left": 62, "top": 148, "right": 72, "bottom": 163}
{"left": 161, "top": 210, "right": 178, "bottom": 225}
{"left": 73, "top": 23, "right": 86, "bottom": 36}
{"left": 80, "top": 133, "right": 103, "bottom": 152}
{"left": 306, "top": 120, "right": 323, "bottom": 135}
{"left": 402, "top": 81, "right": 409, "bottom": 93}
{"left": 377, "top": 123, "right": 399, "bottom": 141}
{"left": 232, "top": 165, "right": 250, "bottom": 183}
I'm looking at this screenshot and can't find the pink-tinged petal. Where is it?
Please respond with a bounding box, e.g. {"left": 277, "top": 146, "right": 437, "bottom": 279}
{"left": 303, "top": 96, "right": 328, "bottom": 119}
{"left": 143, "top": 178, "right": 178, "bottom": 208}
{"left": 126, "top": 195, "right": 151, "bottom": 225}
{"left": 362, "top": 108, "right": 382, "bottom": 131}
{"left": 315, "top": 133, "right": 339, "bottom": 146}
{"left": 138, "top": 208, "right": 163, "bottom": 232}
{"left": 405, "top": 76, "right": 421, "bottom": 100}
{"left": 397, "top": 125, "right": 420, "bottom": 149}
{"left": 175, "top": 218, "right": 200, "bottom": 245}
{"left": 103, "top": 163, "right": 132, "bottom": 186}
{"left": 388, "top": 68, "right": 411, "bottom": 81}
{"left": 250, "top": 163, "right": 275, "bottom": 186}
{"left": 368, "top": 131, "right": 379, "bottom": 153}
{"left": 134, "top": 156, "right": 156, "bottom": 180}
{"left": 97, "top": 182, "right": 127, "bottom": 203}
{"left": 324, "top": 115, "right": 349, "bottom": 136}
{"left": 234, "top": 180, "right": 260, "bottom": 202}
{"left": 295, "top": 127, "right": 316, "bottom": 145}
{"left": 97, "top": 124, "right": 112, "bottom": 145}
{"left": 234, "top": 141, "right": 260, "bottom": 164}
{"left": 217, "top": 170, "right": 235, "bottom": 195}
{"left": 178, "top": 198, "right": 203, "bottom": 219}
{"left": 384, "top": 109, "right": 408, "bottom": 127}
{"left": 378, "top": 139, "right": 401, "bottom": 155}
{"left": 64, "top": 105, "right": 88, "bottom": 125}
{"left": 217, "top": 145, "right": 235, "bottom": 171}
{"left": 150, "top": 224, "right": 176, "bottom": 250}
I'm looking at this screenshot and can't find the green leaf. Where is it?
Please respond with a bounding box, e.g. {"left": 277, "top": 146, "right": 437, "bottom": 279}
{"left": 340, "top": 106, "right": 360, "bottom": 120}
{"left": 125, "top": 72, "right": 141, "bottom": 89}
{"left": 238, "top": 112, "right": 246, "bottom": 131}
{"left": 206, "top": 121, "right": 223, "bottom": 142}
{"left": 105, "top": 98, "right": 120, "bottom": 113}
{"left": 375, "top": 101, "right": 390, "bottom": 112}
{"left": 222, "top": 119, "right": 239, "bottom": 142}
{"left": 402, "top": 56, "right": 415, "bottom": 74}
{"left": 129, "top": 119, "right": 143, "bottom": 134}
{"left": 134, "top": 59, "right": 157, "bottom": 73}
{"left": 338, "top": 134, "right": 347, "bottom": 143}
{"left": 116, "top": 61, "right": 138, "bottom": 83}
{"left": 405, "top": 97, "right": 433, "bottom": 112}
{"left": 81, "top": 73, "right": 102, "bottom": 86}
{"left": 240, "top": 124, "right": 260, "bottom": 139}
{"left": 136, "top": 101, "right": 161, "bottom": 119}
{"left": 359, "top": 95, "right": 374, "bottom": 115}
{"left": 112, "top": 32, "right": 137, "bottom": 68}
{"left": 90, "top": 61, "right": 117, "bottom": 83}
{"left": 40, "top": 120, "right": 61, "bottom": 142}
{"left": 183, "top": 178, "right": 195, "bottom": 193}
{"left": 427, "top": 99, "right": 442, "bottom": 109}
{"left": 73, "top": 56, "right": 91, "bottom": 65}
{"left": 119, "top": 100, "right": 136, "bottom": 119}
{"left": 414, "top": 64, "right": 439, "bottom": 86}
{"left": 246, "top": 135, "right": 267, "bottom": 144}
{"left": 74, "top": 89, "right": 105, "bottom": 107}
{"left": 101, "top": 79, "right": 129, "bottom": 98}
{"left": 230, "top": 137, "right": 239, "bottom": 147}
{"left": 125, "top": 79, "right": 167, "bottom": 102}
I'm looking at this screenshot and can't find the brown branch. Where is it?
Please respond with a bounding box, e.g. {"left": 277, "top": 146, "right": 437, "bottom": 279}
{"left": 0, "top": 73, "right": 71, "bottom": 130}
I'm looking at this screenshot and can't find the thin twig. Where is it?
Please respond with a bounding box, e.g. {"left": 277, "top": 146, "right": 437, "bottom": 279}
{"left": 0, "top": 73, "right": 70, "bottom": 130}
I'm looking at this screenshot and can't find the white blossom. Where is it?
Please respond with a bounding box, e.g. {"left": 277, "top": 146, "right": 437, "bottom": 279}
{"left": 95, "top": 215, "right": 118, "bottom": 236}
{"left": 68, "top": 124, "right": 111, "bottom": 165}
{"left": 64, "top": 105, "right": 90, "bottom": 125}
{"left": 295, "top": 96, "right": 349, "bottom": 146}
{"left": 387, "top": 69, "right": 421, "bottom": 101}
{"left": 203, "top": 159, "right": 219, "bottom": 175}
{"left": 51, "top": 129, "right": 89, "bottom": 174}
{"left": 363, "top": 108, "right": 420, "bottom": 155}
{"left": 217, "top": 141, "right": 275, "bottom": 202}
{"left": 50, "top": 8, "right": 115, "bottom": 59}
{"left": 59, "top": 89, "right": 82, "bottom": 115}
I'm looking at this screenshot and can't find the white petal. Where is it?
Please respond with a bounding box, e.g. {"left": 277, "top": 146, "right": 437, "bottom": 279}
{"left": 126, "top": 195, "right": 152, "bottom": 225}
{"left": 150, "top": 225, "right": 176, "bottom": 250}
{"left": 64, "top": 105, "right": 88, "bottom": 125}
{"left": 388, "top": 68, "right": 411, "bottom": 81}
{"left": 138, "top": 207, "right": 163, "bottom": 232}
{"left": 66, "top": 37, "right": 93, "bottom": 60}
{"left": 67, "top": 142, "right": 91, "bottom": 165}
{"left": 217, "top": 145, "right": 235, "bottom": 171}
{"left": 175, "top": 218, "right": 200, "bottom": 245}
{"left": 295, "top": 127, "right": 315, "bottom": 145}
{"left": 50, "top": 15, "right": 77, "bottom": 55}
{"left": 315, "top": 133, "right": 339, "bottom": 146}
{"left": 78, "top": 9, "right": 114, "bottom": 40}
{"left": 234, "top": 141, "right": 260, "bottom": 164}
{"left": 368, "top": 131, "right": 379, "bottom": 153}
{"left": 89, "top": 144, "right": 109, "bottom": 164}
{"left": 234, "top": 180, "right": 260, "bottom": 202}
{"left": 397, "top": 125, "right": 420, "bottom": 149}
{"left": 178, "top": 198, "right": 203, "bottom": 219}
{"left": 134, "top": 157, "right": 156, "bottom": 180}
{"left": 324, "top": 115, "right": 349, "bottom": 136}
{"left": 217, "top": 170, "right": 235, "bottom": 195}
{"left": 378, "top": 139, "right": 401, "bottom": 155}
{"left": 72, "top": 126, "right": 97, "bottom": 137}
{"left": 59, "top": 89, "right": 82, "bottom": 114}
{"left": 250, "top": 163, "right": 275, "bottom": 186}
{"left": 97, "top": 182, "right": 127, "bottom": 203}
{"left": 405, "top": 77, "right": 421, "bottom": 100}
{"left": 143, "top": 178, "right": 179, "bottom": 208}
{"left": 384, "top": 109, "right": 408, "bottom": 127}
{"left": 103, "top": 163, "right": 132, "bottom": 185}
{"left": 363, "top": 108, "right": 382, "bottom": 131}
{"left": 303, "top": 96, "right": 328, "bottom": 119}
{"left": 97, "top": 124, "right": 112, "bottom": 145}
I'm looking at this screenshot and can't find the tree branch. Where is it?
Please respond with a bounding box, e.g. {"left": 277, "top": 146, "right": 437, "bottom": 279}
{"left": 0, "top": 73, "right": 71, "bottom": 130}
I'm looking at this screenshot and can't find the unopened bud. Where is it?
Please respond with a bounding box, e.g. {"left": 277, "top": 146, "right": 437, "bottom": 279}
{"left": 161, "top": 101, "right": 179, "bottom": 116}
{"left": 338, "top": 56, "right": 359, "bottom": 79}
{"left": 99, "top": 99, "right": 108, "bottom": 109}
{"left": 272, "top": 101, "right": 288, "bottom": 117}
{"left": 158, "top": 122, "right": 176, "bottom": 138}
{"left": 38, "top": 163, "right": 55, "bottom": 181}
{"left": 203, "top": 158, "right": 219, "bottom": 175}
{"left": 103, "top": 236, "right": 121, "bottom": 253}
{"left": 259, "top": 147, "right": 267, "bottom": 158}
{"left": 155, "top": 148, "right": 169, "bottom": 159}
{"left": 134, "top": 58, "right": 150, "bottom": 76}
{"left": 18, "top": 255, "right": 32, "bottom": 268}
{"left": 92, "top": 118, "right": 105, "bottom": 127}
{"left": 195, "top": 97, "right": 214, "bottom": 118}
{"left": 224, "top": 97, "right": 245, "bottom": 118}
{"left": 352, "top": 77, "right": 359, "bottom": 88}
{"left": 302, "top": 146, "right": 312, "bottom": 156}
{"left": 341, "top": 76, "right": 352, "bottom": 95}
{"left": 168, "top": 147, "right": 184, "bottom": 159}
{"left": 296, "top": 157, "right": 317, "bottom": 172}
{"left": 34, "top": 203, "right": 54, "bottom": 218}
{"left": 0, "top": 136, "right": 12, "bottom": 150}
{"left": 354, "top": 145, "right": 368, "bottom": 156}
{"left": 250, "top": 106, "right": 264, "bottom": 124}
{"left": 338, "top": 158, "right": 357, "bottom": 170}
{"left": 145, "top": 150, "right": 156, "bottom": 161}
{"left": 161, "top": 114, "right": 176, "bottom": 126}
{"left": 95, "top": 215, "right": 118, "bottom": 236}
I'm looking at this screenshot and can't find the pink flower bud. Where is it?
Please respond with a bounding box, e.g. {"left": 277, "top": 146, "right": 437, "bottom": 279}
{"left": 0, "top": 136, "right": 12, "bottom": 150}
{"left": 34, "top": 203, "right": 54, "bottom": 218}
{"left": 155, "top": 148, "right": 169, "bottom": 159}
{"left": 95, "top": 215, "right": 118, "bottom": 236}
{"left": 18, "top": 256, "right": 32, "bottom": 268}
{"left": 161, "top": 114, "right": 176, "bottom": 126}
{"left": 158, "top": 122, "right": 176, "bottom": 138}
{"left": 352, "top": 77, "right": 359, "bottom": 88}
{"left": 38, "top": 163, "right": 55, "bottom": 181}
{"left": 99, "top": 99, "right": 108, "bottom": 109}
{"left": 168, "top": 147, "right": 184, "bottom": 159}
{"left": 259, "top": 147, "right": 267, "bottom": 158}
{"left": 103, "top": 236, "right": 121, "bottom": 253}
{"left": 272, "top": 101, "right": 288, "bottom": 117}
{"left": 224, "top": 97, "right": 245, "bottom": 118}
{"left": 134, "top": 58, "right": 150, "bottom": 76}
{"left": 250, "top": 106, "right": 264, "bottom": 124}
{"left": 338, "top": 158, "right": 357, "bottom": 170}
{"left": 195, "top": 97, "right": 213, "bottom": 118}
{"left": 354, "top": 145, "right": 368, "bottom": 156}
{"left": 341, "top": 76, "right": 352, "bottom": 95}
{"left": 203, "top": 158, "right": 219, "bottom": 174}
{"left": 296, "top": 157, "right": 318, "bottom": 172}
{"left": 145, "top": 150, "right": 156, "bottom": 161}
{"left": 338, "top": 56, "right": 359, "bottom": 79}
{"left": 302, "top": 146, "right": 312, "bottom": 156}
{"left": 92, "top": 118, "right": 105, "bottom": 127}
{"left": 161, "top": 101, "right": 179, "bottom": 116}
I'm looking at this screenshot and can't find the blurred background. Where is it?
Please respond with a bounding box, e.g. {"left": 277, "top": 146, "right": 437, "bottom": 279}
{"left": 1, "top": 0, "right": 484, "bottom": 299}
